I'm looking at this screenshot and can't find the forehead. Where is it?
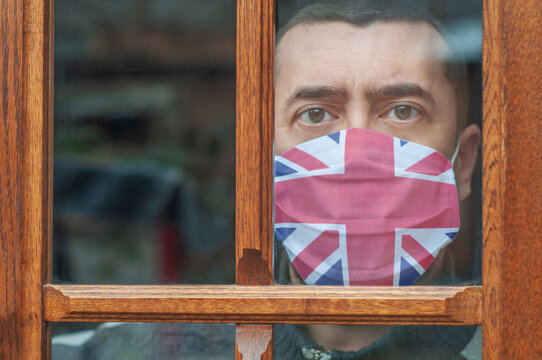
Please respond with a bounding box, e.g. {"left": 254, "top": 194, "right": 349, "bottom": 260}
{"left": 275, "top": 21, "right": 450, "bottom": 88}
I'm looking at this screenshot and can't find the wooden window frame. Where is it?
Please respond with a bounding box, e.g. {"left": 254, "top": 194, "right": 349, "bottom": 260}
{"left": 1, "top": 0, "right": 541, "bottom": 358}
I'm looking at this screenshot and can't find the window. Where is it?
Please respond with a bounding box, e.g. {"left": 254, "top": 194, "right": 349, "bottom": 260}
{"left": 1, "top": 0, "right": 541, "bottom": 358}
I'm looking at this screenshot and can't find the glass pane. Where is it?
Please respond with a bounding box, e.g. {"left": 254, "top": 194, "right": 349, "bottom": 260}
{"left": 274, "top": 0, "right": 482, "bottom": 287}
{"left": 52, "top": 323, "right": 481, "bottom": 360}
{"left": 273, "top": 324, "right": 481, "bottom": 359}
{"left": 53, "top": 1, "right": 236, "bottom": 284}
{"left": 52, "top": 322, "right": 235, "bottom": 359}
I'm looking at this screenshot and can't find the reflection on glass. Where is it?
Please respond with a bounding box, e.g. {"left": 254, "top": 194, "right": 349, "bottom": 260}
{"left": 53, "top": 1, "right": 236, "bottom": 284}
{"left": 52, "top": 322, "right": 235, "bottom": 360}
{"left": 52, "top": 322, "right": 481, "bottom": 360}
{"left": 274, "top": 0, "right": 482, "bottom": 287}
{"left": 273, "top": 324, "right": 481, "bottom": 359}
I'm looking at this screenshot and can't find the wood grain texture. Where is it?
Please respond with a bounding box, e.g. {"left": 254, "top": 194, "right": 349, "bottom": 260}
{"left": 482, "top": 1, "right": 505, "bottom": 358}
{"left": 235, "top": 0, "right": 274, "bottom": 286}
{"left": 236, "top": 0, "right": 275, "bottom": 358}
{"left": 44, "top": 285, "right": 481, "bottom": 325}
{"left": 0, "top": 0, "right": 24, "bottom": 357}
{"left": 1, "top": 0, "right": 52, "bottom": 359}
{"left": 22, "top": 0, "right": 54, "bottom": 358}
{"left": 235, "top": 325, "right": 273, "bottom": 360}
{"left": 483, "top": 0, "right": 542, "bottom": 358}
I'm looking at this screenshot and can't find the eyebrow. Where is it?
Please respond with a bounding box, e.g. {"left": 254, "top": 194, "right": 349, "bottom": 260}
{"left": 368, "top": 83, "right": 436, "bottom": 105}
{"left": 286, "top": 86, "right": 348, "bottom": 107}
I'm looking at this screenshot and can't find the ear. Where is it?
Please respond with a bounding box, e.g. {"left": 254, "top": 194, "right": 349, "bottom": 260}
{"left": 456, "top": 124, "right": 481, "bottom": 201}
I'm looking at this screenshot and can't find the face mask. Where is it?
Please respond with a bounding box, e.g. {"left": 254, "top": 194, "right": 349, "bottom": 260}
{"left": 274, "top": 128, "right": 460, "bottom": 286}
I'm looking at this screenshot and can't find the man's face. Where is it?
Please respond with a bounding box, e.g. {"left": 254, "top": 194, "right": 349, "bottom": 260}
{"left": 274, "top": 20, "right": 482, "bottom": 285}
{"left": 275, "top": 21, "right": 459, "bottom": 160}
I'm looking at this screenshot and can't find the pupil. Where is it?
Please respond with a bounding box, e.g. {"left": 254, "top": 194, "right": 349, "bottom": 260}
{"left": 308, "top": 109, "right": 325, "bottom": 123}
{"left": 395, "top": 105, "right": 412, "bottom": 119}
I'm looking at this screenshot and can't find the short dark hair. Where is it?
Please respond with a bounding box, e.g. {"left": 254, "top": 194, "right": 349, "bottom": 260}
{"left": 277, "top": 0, "right": 468, "bottom": 127}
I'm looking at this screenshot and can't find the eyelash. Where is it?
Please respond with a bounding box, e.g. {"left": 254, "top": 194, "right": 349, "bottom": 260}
{"left": 296, "top": 106, "right": 338, "bottom": 126}
{"left": 381, "top": 103, "right": 425, "bottom": 122}
{"left": 293, "top": 102, "right": 425, "bottom": 128}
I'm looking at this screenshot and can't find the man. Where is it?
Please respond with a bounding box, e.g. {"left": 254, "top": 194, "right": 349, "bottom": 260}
{"left": 272, "top": 1, "right": 480, "bottom": 358}
{"left": 53, "top": 1, "right": 481, "bottom": 359}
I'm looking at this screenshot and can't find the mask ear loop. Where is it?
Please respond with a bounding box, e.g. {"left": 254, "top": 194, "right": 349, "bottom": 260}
{"left": 451, "top": 137, "right": 461, "bottom": 165}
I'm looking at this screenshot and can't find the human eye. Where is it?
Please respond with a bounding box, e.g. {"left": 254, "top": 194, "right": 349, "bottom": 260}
{"left": 385, "top": 104, "right": 421, "bottom": 121}
{"left": 298, "top": 107, "right": 335, "bottom": 125}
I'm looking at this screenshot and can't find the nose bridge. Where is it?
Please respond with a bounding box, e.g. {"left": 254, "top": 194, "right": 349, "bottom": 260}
{"left": 345, "top": 96, "right": 371, "bottom": 130}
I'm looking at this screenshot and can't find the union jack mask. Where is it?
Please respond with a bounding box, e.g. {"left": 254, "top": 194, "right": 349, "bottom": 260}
{"left": 274, "top": 128, "right": 460, "bottom": 286}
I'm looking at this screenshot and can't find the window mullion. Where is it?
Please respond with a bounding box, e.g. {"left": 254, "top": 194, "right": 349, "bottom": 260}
{"left": 235, "top": 0, "right": 275, "bottom": 358}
